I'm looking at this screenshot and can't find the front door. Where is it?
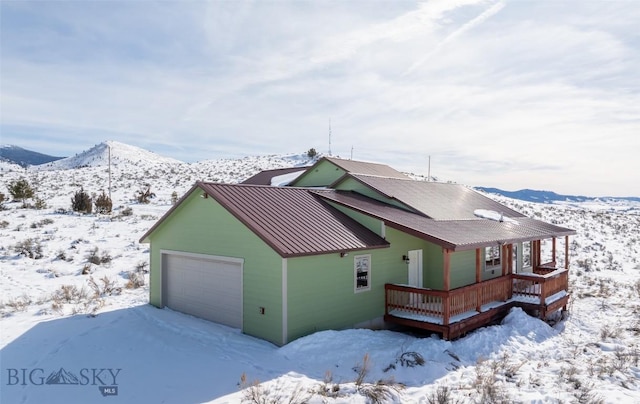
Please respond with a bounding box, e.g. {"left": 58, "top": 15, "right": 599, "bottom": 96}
{"left": 407, "top": 249, "right": 423, "bottom": 287}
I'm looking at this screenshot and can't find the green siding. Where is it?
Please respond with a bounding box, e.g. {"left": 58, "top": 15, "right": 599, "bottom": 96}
{"left": 450, "top": 249, "right": 477, "bottom": 289}
{"left": 327, "top": 201, "right": 384, "bottom": 237}
{"left": 285, "top": 226, "right": 425, "bottom": 342}
{"left": 291, "top": 160, "right": 346, "bottom": 187}
{"left": 423, "top": 242, "right": 444, "bottom": 289}
{"left": 147, "top": 188, "right": 284, "bottom": 345}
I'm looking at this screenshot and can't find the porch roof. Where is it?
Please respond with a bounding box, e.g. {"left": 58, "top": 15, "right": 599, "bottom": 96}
{"left": 337, "top": 174, "right": 525, "bottom": 220}
{"left": 316, "top": 191, "right": 576, "bottom": 251}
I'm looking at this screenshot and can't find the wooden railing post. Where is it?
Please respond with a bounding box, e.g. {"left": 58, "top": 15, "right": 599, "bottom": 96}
{"left": 443, "top": 295, "right": 450, "bottom": 325}
{"left": 385, "top": 286, "right": 389, "bottom": 316}
{"left": 565, "top": 236, "right": 570, "bottom": 270}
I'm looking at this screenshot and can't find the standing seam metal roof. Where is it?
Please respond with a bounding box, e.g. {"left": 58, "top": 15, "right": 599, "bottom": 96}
{"left": 316, "top": 191, "right": 575, "bottom": 251}
{"left": 321, "top": 157, "right": 409, "bottom": 179}
{"left": 344, "top": 174, "right": 525, "bottom": 220}
{"left": 197, "top": 182, "right": 389, "bottom": 257}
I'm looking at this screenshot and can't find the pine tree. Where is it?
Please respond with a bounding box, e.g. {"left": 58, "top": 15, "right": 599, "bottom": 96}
{"left": 71, "top": 188, "right": 93, "bottom": 214}
{"left": 8, "top": 178, "right": 35, "bottom": 206}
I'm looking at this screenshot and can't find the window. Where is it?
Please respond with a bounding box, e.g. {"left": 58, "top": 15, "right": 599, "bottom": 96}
{"left": 485, "top": 246, "right": 501, "bottom": 271}
{"left": 354, "top": 255, "right": 371, "bottom": 293}
{"left": 522, "top": 241, "right": 532, "bottom": 270}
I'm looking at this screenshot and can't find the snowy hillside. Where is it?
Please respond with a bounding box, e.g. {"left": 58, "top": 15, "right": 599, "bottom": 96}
{"left": 0, "top": 145, "right": 64, "bottom": 167}
{"left": 1, "top": 147, "right": 639, "bottom": 403}
{"left": 33, "top": 140, "right": 183, "bottom": 170}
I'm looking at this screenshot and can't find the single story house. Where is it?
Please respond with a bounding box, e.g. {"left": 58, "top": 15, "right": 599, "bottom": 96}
{"left": 140, "top": 157, "right": 575, "bottom": 346}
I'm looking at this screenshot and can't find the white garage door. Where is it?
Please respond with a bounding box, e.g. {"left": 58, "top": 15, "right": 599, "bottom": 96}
{"left": 163, "top": 252, "right": 242, "bottom": 329}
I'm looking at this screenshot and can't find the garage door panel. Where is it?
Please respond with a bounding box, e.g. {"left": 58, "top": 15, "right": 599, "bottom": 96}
{"left": 163, "top": 253, "right": 242, "bottom": 329}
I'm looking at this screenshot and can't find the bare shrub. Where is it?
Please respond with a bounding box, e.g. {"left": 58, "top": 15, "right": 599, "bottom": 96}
{"left": 88, "top": 276, "right": 121, "bottom": 297}
{"left": 94, "top": 190, "right": 113, "bottom": 214}
{"left": 399, "top": 351, "right": 425, "bottom": 367}
{"left": 51, "top": 284, "right": 89, "bottom": 304}
{"left": 427, "top": 385, "right": 464, "bottom": 404}
{"left": 358, "top": 379, "right": 404, "bottom": 404}
{"left": 313, "top": 371, "right": 342, "bottom": 399}
{"left": 238, "top": 373, "right": 310, "bottom": 404}
{"left": 573, "top": 382, "right": 604, "bottom": 404}
{"left": 353, "top": 353, "right": 371, "bottom": 386}
{"left": 14, "top": 238, "right": 43, "bottom": 259}
{"left": 125, "top": 270, "right": 145, "bottom": 289}
{"left": 85, "top": 247, "right": 112, "bottom": 265}
{"left": 2, "top": 294, "right": 33, "bottom": 313}
{"left": 136, "top": 185, "right": 155, "bottom": 204}
{"left": 32, "top": 196, "right": 47, "bottom": 210}
{"left": 471, "top": 359, "right": 512, "bottom": 404}
{"left": 352, "top": 353, "right": 404, "bottom": 403}
{"left": 136, "top": 261, "right": 149, "bottom": 273}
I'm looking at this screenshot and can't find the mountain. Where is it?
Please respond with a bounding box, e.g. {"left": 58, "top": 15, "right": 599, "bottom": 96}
{"left": 475, "top": 187, "right": 640, "bottom": 204}
{"left": 0, "top": 145, "right": 64, "bottom": 167}
{"left": 33, "top": 141, "right": 183, "bottom": 170}
{"left": 45, "top": 368, "right": 80, "bottom": 385}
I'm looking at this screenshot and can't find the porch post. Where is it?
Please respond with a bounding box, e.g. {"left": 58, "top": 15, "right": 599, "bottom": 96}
{"left": 475, "top": 248, "right": 481, "bottom": 283}
{"left": 565, "top": 235, "right": 570, "bottom": 269}
{"left": 443, "top": 249, "right": 451, "bottom": 291}
{"left": 501, "top": 245, "right": 508, "bottom": 276}
{"left": 552, "top": 237, "right": 557, "bottom": 265}
{"left": 475, "top": 248, "right": 482, "bottom": 312}
{"left": 443, "top": 249, "right": 451, "bottom": 326}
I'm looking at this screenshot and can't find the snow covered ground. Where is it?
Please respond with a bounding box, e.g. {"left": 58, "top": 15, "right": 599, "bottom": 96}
{"left": 1, "top": 143, "right": 639, "bottom": 403}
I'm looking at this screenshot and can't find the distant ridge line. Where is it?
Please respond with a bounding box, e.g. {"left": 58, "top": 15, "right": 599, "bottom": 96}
{"left": 475, "top": 187, "right": 640, "bottom": 204}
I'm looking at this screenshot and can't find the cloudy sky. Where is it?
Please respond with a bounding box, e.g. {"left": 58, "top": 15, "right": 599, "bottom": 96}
{"left": 1, "top": 0, "right": 639, "bottom": 196}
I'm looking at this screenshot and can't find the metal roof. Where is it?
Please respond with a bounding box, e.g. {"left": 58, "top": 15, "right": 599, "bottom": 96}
{"left": 196, "top": 182, "right": 389, "bottom": 257}
{"left": 241, "top": 167, "right": 308, "bottom": 185}
{"left": 343, "top": 174, "right": 525, "bottom": 220}
{"left": 317, "top": 191, "right": 576, "bottom": 251}
{"left": 321, "top": 157, "right": 408, "bottom": 179}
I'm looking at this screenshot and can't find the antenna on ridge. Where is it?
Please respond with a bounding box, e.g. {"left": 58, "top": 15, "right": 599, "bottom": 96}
{"left": 328, "top": 118, "right": 332, "bottom": 156}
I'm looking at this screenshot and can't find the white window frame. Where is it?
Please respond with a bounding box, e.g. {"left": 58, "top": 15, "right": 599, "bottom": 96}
{"left": 484, "top": 245, "right": 501, "bottom": 272}
{"left": 354, "top": 254, "right": 371, "bottom": 293}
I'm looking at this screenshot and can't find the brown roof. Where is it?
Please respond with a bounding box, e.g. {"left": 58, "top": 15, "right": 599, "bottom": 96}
{"left": 316, "top": 191, "right": 576, "bottom": 251}
{"left": 140, "top": 182, "right": 389, "bottom": 257}
{"left": 341, "top": 174, "right": 525, "bottom": 220}
{"left": 323, "top": 157, "right": 409, "bottom": 179}
{"left": 241, "top": 167, "right": 307, "bottom": 185}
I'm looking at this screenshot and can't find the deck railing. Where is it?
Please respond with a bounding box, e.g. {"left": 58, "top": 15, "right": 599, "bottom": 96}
{"left": 385, "top": 267, "right": 569, "bottom": 325}
{"left": 385, "top": 276, "right": 512, "bottom": 325}
{"left": 512, "top": 268, "right": 568, "bottom": 305}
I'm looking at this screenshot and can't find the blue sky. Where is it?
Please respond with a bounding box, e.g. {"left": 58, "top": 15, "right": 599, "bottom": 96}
{"left": 1, "top": 0, "right": 639, "bottom": 196}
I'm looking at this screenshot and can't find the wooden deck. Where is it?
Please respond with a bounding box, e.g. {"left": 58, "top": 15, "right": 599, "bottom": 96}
{"left": 384, "top": 267, "right": 569, "bottom": 340}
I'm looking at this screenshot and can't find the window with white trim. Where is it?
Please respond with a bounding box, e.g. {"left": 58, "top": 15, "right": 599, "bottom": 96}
{"left": 354, "top": 255, "right": 371, "bottom": 293}
{"left": 485, "top": 246, "right": 501, "bottom": 271}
